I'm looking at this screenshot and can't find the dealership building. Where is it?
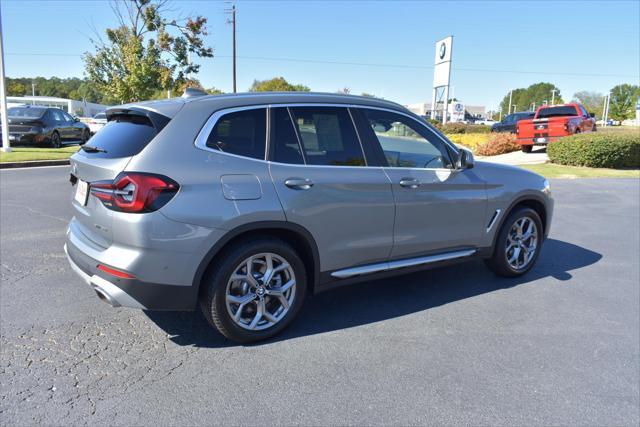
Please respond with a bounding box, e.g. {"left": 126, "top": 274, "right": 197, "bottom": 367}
{"left": 6, "top": 96, "right": 107, "bottom": 117}
{"left": 406, "top": 102, "right": 487, "bottom": 120}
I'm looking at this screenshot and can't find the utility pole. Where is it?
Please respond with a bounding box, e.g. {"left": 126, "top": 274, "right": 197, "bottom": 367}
{"left": 513, "top": 104, "right": 517, "bottom": 113}
{"left": 531, "top": 101, "right": 535, "bottom": 111}
{"left": 31, "top": 82, "right": 36, "bottom": 104}
{"left": 602, "top": 93, "right": 611, "bottom": 127}
{"left": 551, "top": 89, "right": 557, "bottom": 105}
{"left": 226, "top": 2, "right": 237, "bottom": 93}
{"left": 0, "top": 6, "right": 11, "bottom": 152}
{"left": 508, "top": 90, "right": 513, "bottom": 116}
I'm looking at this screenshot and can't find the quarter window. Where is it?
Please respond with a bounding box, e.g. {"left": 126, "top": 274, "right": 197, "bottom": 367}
{"left": 288, "top": 107, "right": 365, "bottom": 167}
{"left": 361, "top": 109, "right": 453, "bottom": 169}
{"left": 206, "top": 109, "right": 266, "bottom": 160}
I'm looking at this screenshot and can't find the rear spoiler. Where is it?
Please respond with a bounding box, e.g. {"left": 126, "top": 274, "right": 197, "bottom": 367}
{"left": 105, "top": 107, "right": 171, "bottom": 132}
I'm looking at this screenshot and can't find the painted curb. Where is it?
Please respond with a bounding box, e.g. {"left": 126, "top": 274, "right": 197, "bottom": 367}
{"left": 0, "top": 159, "right": 70, "bottom": 169}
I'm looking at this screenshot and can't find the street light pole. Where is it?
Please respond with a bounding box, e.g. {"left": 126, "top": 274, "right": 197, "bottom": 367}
{"left": 508, "top": 90, "right": 513, "bottom": 116}
{"left": 551, "top": 89, "right": 556, "bottom": 105}
{"left": 0, "top": 7, "right": 11, "bottom": 152}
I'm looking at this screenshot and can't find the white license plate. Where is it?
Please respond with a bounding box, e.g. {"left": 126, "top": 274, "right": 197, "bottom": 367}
{"left": 535, "top": 137, "right": 547, "bottom": 143}
{"left": 75, "top": 180, "right": 89, "bottom": 206}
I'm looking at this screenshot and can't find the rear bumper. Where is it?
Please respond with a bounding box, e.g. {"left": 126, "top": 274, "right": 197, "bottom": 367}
{"left": 517, "top": 136, "right": 559, "bottom": 145}
{"left": 65, "top": 224, "right": 201, "bottom": 311}
{"left": 0, "top": 131, "right": 47, "bottom": 144}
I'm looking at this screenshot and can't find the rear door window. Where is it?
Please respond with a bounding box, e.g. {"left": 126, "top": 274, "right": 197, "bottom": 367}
{"left": 288, "top": 107, "right": 366, "bottom": 167}
{"left": 206, "top": 108, "right": 267, "bottom": 160}
{"left": 271, "top": 107, "right": 305, "bottom": 164}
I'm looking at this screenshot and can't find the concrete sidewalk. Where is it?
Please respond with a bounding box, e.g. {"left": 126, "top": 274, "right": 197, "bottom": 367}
{"left": 479, "top": 146, "right": 548, "bottom": 166}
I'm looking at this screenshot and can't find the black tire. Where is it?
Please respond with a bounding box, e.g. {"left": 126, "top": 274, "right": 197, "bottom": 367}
{"left": 521, "top": 145, "right": 533, "bottom": 153}
{"left": 50, "top": 131, "right": 61, "bottom": 149}
{"left": 80, "top": 129, "right": 90, "bottom": 145}
{"left": 200, "top": 238, "right": 307, "bottom": 343}
{"left": 485, "top": 207, "right": 544, "bottom": 277}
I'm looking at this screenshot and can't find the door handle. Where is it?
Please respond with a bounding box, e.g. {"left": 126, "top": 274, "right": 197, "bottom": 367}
{"left": 399, "top": 178, "right": 420, "bottom": 189}
{"left": 284, "top": 178, "right": 314, "bottom": 190}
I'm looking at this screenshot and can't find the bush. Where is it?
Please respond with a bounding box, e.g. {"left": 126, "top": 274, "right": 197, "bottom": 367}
{"left": 446, "top": 133, "right": 490, "bottom": 152}
{"left": 547, "top": 131, "right": 640, "bottom": 168}
{"left": 427, "top": 119, "right": 442, "bottom": 130}
{"left": 441, "top": 123, "right": 491, "bottom": 134}
{"left": 476, "top": 133, "right": 520, "bottom": 156}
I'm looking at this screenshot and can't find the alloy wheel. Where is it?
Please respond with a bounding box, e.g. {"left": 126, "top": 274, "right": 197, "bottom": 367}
{"left": 505, "top": 217, "right": 538, "bottom": 270}
{"left": 225, "top": 253, "right": 296, "bottom": 331}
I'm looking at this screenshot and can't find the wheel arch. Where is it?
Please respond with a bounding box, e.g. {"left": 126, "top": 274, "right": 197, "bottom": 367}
{"left": 491, "top": 194, "right": 549, "bottom": 250}
{"left": 192, "top": 221, "right": 321, "bottom": 298}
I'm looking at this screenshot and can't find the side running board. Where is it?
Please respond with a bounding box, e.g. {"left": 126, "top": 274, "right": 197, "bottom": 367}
{"left": 331, "top": 249, "right": 477, "bottom": 279}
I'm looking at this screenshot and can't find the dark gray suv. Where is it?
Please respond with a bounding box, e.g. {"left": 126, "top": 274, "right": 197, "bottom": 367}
{"left": 65, "top": 91, "right": 553, "bottom": 343}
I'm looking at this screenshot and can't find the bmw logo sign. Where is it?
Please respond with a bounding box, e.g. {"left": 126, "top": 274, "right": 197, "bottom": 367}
{"left": 439, "top": 42, "right": 446, "bottom": 60}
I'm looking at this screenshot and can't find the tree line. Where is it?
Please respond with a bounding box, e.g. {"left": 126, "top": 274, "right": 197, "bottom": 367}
{"left": 499, "top": 82, "right": 639, "bottom": 121}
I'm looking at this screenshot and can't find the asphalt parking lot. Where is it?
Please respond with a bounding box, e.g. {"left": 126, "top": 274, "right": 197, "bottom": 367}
{"left": 1, "top": 166, "right": 638, "bottom": 426}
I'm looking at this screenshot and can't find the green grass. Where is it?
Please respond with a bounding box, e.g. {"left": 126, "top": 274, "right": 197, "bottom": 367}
{"left": 0, "top": 146, "right": 79, "bottom": 163}
{"left": 521, "top": 163, "right": 640, "bottom": 179}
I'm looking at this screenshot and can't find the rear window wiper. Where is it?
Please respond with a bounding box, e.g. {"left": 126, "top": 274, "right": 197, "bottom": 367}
{"left": 81, "top": 145, "right": 108, "bottom": 153}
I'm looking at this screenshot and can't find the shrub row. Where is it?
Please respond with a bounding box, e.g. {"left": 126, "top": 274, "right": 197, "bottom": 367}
{"left": 445, "top": 133, "right": 490, "bottom": 152}
{"left": 427, "top": 120, "right": 491, "bottom": 134}
{"left": 475, "top": 133, "right": 520, "bottom": 156}
{"left": 547, "top": 131, "right": 640, "bottom": 168}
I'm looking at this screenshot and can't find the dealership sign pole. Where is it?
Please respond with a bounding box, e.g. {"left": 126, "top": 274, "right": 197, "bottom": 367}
{"left": 0, "top": 6, "right": 11, "bottom": 152}
{"left": 431, "top": 36, "right": 453, "bottom": 125}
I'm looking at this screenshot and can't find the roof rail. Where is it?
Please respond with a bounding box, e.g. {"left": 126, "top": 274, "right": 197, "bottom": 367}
{"left": 182, "top": 87, "right": 208, "bottom": 98}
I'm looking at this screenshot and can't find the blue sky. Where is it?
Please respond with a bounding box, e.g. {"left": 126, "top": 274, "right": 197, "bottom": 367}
{"left": 2, "top": 0, "right": 639, "bottom": 107}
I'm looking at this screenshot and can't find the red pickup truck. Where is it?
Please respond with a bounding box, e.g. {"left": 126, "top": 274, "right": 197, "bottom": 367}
{"left": 516, "top": 103, "right": 596, "bottom": 152}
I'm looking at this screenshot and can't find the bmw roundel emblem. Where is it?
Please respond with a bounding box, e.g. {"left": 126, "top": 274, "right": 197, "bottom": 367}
{"left": 439, "top": 42, "right": 446, "bottom": 60}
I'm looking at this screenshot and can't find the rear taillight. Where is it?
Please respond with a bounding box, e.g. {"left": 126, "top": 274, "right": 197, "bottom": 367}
{"left": 90, "top": 172, "right": 179, "bottom": 213}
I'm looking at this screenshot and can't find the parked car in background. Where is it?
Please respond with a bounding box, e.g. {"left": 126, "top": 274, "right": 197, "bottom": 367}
{"left": 1, "top": 106, "right": 90, "bottom": 148}
{"left": 477, "top": 118, "right": 496, "bottom": 126}
{"left": 491, "top": 112, "right": 535, "bottom": 133}
{"left": 87, "top": 112, "right": 107, "bottom": 135}
{"left": 66, "top": 91, "right": 553, "bottom": 343}
{"left": 516, "top": 103, "right": 596, "bottom": 153}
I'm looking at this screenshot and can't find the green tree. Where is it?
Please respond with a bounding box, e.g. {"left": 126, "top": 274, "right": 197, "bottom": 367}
{"left": 83, "top": 0, "right": 213, "bottom": 103}
{"left": 608, "top": 83, "right": 639, "bottom": 120}
{"left": 572, "top": 91, "right": 605, "bottom": 118}
{"left": 249, "top": 77, "right": 310, "bottom": 92}
{"left": 500, "top": 82, "right": 564, "bottom": 114}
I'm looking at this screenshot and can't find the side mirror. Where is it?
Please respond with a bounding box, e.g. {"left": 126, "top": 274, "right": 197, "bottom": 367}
{"left": 457, "top": 148, "right": 475, "bottom": 170}
{"left": 74, "top": 116, "right": 80, "bottom": 122}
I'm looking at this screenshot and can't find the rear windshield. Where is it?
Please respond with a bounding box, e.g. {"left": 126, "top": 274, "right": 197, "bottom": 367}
{"left": 84, "top": 115, "right": 158, "bottom": 158}
{"left": 8, "top": 107, "right": 45, "bottom": 118}
{"left": 94, "top": 113, "right": 106, "bottom": 120}
{"left": 537, "top": 106, "right": 578, "bottom": 118}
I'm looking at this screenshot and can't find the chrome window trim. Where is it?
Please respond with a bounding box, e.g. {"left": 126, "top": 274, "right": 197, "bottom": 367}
{"left": 194, "top": 102, "right": 459, "bottom": 164}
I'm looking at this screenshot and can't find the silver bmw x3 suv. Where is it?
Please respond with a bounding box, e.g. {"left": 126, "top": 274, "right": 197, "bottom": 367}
{"left": 65, "top": 91, "right": 553, "bottom": 343}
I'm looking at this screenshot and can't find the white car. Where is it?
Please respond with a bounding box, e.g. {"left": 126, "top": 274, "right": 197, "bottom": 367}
{"left": 476, "top": 118, "right": 496, "bottom": 126}
{"left": 87, "top": 112, "right": 107, "bottom": 135}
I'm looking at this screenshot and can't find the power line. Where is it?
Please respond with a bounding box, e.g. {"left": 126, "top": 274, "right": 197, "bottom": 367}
{"left": 5, "top": 52, "right": 638, "bottom": 79}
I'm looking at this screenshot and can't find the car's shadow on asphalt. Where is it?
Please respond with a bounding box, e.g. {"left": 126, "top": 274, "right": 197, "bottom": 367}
{"left": 144, "top": 238, "right": 602, "bottom": 348}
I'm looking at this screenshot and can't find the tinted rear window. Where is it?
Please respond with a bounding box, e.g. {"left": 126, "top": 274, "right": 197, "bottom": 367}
{"left": 85, "top": 115, "right": 158, "bottom": 158}
{"left": 537, "top": 106, "right": 578, "bottom": 118}
{"left": 8, "top": 107, "right": 45, "bottom": 118}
